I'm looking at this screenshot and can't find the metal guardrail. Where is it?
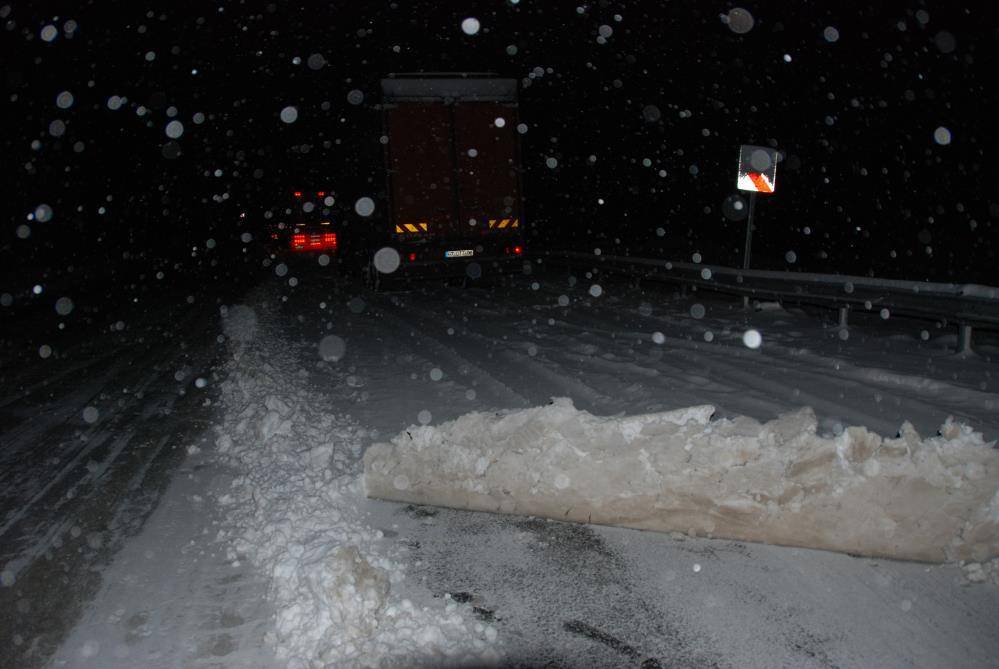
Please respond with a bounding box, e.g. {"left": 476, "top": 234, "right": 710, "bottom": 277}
{"left": 552, "top": 251, "right": 999, "bottom": 350}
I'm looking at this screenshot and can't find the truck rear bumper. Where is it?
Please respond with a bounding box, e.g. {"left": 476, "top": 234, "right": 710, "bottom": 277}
{"left": 379, "top": 254, "right": 528, "bottom": 283}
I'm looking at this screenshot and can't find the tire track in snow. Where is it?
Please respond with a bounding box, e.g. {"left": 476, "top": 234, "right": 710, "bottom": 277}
{"left": 553, "top": 303, "right": 999, "bottom": 437}
{"left": 685, "top": 318, "right": 999, "bottom": 412}
{"left": 645, "top": 334, "right": 997, "bottom": 437}
{"left": 508, "top": 286, "right": 983, "bottom": 436}
{"left": 368, "top": 293, "right": 532, "bottom": 409}
{"left": 0, "top": 304, "right": 210, "bottom": 506}
{"left": 396, "top": 289, "right": 767, "bottom": 417}
{"left": 1, "top": 307, "right": 216, "bottom": 580}
{"left": 382, "top": 291, "right": 630, "bottom": 411}
{"left": 0, "top": 366, "right": 214, "bottom": 669}
{"left": 0, "top": 351, "right": 122, "bottom": 412}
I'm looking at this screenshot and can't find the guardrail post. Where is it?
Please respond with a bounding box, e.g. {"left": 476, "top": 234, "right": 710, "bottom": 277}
{"left": 838, "top": 306, "right": 849, "bottom": 329}
{"left": 957, "top": 324, "right": 973, "bottom": 354}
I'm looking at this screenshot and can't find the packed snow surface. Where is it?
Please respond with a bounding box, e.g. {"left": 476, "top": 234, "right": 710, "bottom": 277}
{"left": 33, "top": 273, "right": 999, "bottom": 669}
{"left": 365, "top": 398, "right": 999, "bottom": 563}
{"left": 215, "top": 304, "right": 498, "bottom": 668}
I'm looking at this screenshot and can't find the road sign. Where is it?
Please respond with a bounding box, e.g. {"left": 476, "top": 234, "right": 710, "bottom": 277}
{"left": 737, "top": 145, "right": 778, "bottom": 194}
{"left": 735, "top": 144, "right": 779, "bottom": 277}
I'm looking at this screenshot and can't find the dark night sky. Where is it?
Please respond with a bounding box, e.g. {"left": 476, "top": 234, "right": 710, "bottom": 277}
{"left": 2, "top": 1, "right": 997, "bottom": 296}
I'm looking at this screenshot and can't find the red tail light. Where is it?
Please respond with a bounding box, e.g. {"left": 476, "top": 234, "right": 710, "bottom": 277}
{"left": 513, "top": 246, "right": 523, "bottom": 255}
{"left": 293, "top": 191, "right": 302, "bottom": 198}
{"left": 317, "top": 191, "right": 326, "bottom": 197}
{"left": 290, "top": 232, "right": 337, "bottom": 252}
{"left": 408, "top": 252, "right": 417, "bottom": 261}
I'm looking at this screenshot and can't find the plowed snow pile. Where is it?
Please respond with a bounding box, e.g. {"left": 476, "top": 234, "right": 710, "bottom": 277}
{"left": 365, "top": 398, "right": 999, "bottom": 563}
{"left": 215, "top": 303, "right": 499, "bottom": 668}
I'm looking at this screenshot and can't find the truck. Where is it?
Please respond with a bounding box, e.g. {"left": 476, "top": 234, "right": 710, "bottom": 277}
{"left": 371, "top": 74, "right": 526, "bottom": 287}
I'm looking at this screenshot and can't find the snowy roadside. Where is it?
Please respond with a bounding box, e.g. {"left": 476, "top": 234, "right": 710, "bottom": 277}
{"left": 212, "top": 293, "right": 500, "bottom": 667}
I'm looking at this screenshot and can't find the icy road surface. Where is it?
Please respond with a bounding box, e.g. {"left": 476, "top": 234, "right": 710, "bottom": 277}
{"left": 9, "top": 267, "right": 997, "bottom": 668}
{"left": 0, "top": 287, "right": 234, "bottom": 668}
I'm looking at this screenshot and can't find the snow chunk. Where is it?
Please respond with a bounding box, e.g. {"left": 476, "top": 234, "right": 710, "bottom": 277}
{"left": 272, "top": 545, "right": 391, "bottom": 657}
{"left": 962, "top": 559, "right": 999, "bottom": 585}
{"left": 365, "top": 399, "right": 999, "bottom": 563}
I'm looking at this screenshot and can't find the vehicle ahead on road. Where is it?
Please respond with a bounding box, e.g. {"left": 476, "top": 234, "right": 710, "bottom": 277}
{"left": 371, "top": 74, "right": 527, "bottom": 287}
{"left": 265, "top": 190, "right": 340, "bottom": 263}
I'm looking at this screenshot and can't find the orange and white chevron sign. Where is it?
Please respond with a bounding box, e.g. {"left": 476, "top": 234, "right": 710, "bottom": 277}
{"left": 737, "top": 145, "right": 778, "bottom": 194}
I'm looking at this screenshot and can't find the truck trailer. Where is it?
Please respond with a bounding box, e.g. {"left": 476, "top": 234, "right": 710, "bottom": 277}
{"left": 373, "top": 74, "right": 526, "bottom": 286}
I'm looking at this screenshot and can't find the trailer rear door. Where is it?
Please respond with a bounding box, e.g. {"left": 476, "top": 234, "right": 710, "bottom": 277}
{"left": 384, "top": 103, "right": 455, "bottom": 237}
{"left": 453, "top": 103, "right": 522, "bottom": 233}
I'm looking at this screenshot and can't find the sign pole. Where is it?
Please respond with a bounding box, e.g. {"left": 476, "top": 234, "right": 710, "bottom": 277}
{"left": 743, "top": 191, "right": 756, "bottom": 270}
{"left": 736, "top": 144, "right": 776, "bottom": 309}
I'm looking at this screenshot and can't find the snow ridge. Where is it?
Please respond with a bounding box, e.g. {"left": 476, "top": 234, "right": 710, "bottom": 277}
{"left": 213, "top": 299, "right": 498, "bottom": 668}
{"left": 365, "top": 398, "right": 999, "bottom": 564}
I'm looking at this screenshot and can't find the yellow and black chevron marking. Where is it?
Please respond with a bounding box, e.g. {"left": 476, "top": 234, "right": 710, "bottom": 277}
{"left": 487, "top": 218, "right": 520, "bottom": 229}
{"left": 395, "top": 222, "right": 431, "bottom": 234}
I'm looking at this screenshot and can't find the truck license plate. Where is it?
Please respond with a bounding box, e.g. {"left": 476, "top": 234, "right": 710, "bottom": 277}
{"left": 444, "top": 249, "right": 474, "bottom": 258}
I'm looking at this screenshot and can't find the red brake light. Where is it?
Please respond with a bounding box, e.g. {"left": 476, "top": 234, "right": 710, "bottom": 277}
{"left": 293, "top": 191, "right": 302, "bottom": 198}
{"left": 514, "top": 246, "right": 523, "bottom": 255}
{"left": 408, "top": 252, "right": 417, "bottom": 261}
{"left": 317, "top": 191, "right": 325, "bottom": 197}
{"left": 290, "top": 232, "right": 336, "bottom": 252}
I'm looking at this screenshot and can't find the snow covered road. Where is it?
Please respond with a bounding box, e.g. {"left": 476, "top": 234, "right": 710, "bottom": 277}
{"left": 0, "top": 293, "right": 226, "bottom": 668}
{"left": 9, "top": 266, "right": 997, "bottom": 667}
